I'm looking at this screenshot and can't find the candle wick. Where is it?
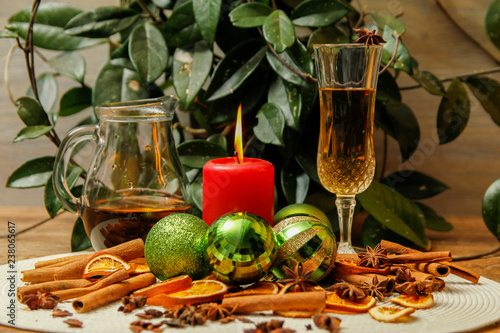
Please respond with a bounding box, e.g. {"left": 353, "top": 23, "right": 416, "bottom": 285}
{"left": 233, "top": 151, "right": 240, "bottom": 164}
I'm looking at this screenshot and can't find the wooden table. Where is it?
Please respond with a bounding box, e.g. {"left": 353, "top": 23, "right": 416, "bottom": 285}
{"left": 1, "top": 206, "right": 499, "bottom": 332}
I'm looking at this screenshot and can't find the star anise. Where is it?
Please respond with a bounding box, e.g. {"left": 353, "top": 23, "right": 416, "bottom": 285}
{"left": 23, "top": 292, "right": 59, "bottom": 310}
{"left": 52, "top": 309, "right": 72, "bottom": 317}
{"left": 279, "top": 262, "right": 317, "bottom": 293}
{"left": 353, "top": 28, "right": 387, "bottom": 46}
{"left": 327, "top": 280, "right": 366, "bottom": 301}
{"left": 360, "top": 276, "right": 394, "bottom": 301}
{"left": 357, "top": 244, "right": 389, "bottom": 268}
{"left": 394, "top": 267, "right": 416, "bottom": 283}
{"left": 64, "top": 319, "right": 83, "bottom": 328}
{"left": 395, "top": 279, "right": 435, "bottom": 296}
{"left": 200, "top": 303, "right": 236, "bottom": 322}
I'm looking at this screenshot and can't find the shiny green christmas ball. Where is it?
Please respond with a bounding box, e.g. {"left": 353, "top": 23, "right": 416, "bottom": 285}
{"left": 203, "top": 212, "right": 278, "bottom": 285}
{"left": 272, "top": 215, "right": 336, "bottom": 282}
{"left": 145, "top": 213, "right": 211, "bottom": 281}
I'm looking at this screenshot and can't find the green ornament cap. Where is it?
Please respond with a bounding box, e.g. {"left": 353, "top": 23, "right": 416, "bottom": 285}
{"left": 204, "top": 212, "right": 278, "bottom": 285}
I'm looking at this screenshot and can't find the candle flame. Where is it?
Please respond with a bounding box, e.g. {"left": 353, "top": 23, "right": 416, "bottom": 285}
{"left": 234, "top": 104, "right": 243, "bottom": 164}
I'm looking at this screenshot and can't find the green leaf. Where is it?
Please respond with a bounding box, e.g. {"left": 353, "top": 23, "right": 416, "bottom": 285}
{"left": 416, "top": 202, "right": 453, "bottom": 232}
{"left": 49, "top": 52, "right": 86, "bottom": 83}
{"left": 44, "top": 166, "right": 83, "bottom": 218}
{"left": 166, "top": 0, "right": 202, "bottom": 47}
{"left": 281, "top": 161, "right": 310, "bottom": 204}
{"left": 13, "top": 125, "right": 53, "bottom": 143}
{"left": 382, "top": 170, "right": 449, "bottom": 199}
{"left": 411, "top": 70, "right": 445, "bottom": 96}
{"left": 482, "top": 178, "right": 500, "bottom": 238}
{"left": 384, "top": 102, "right": 420, "bottom": 161}
{"left": 8, "top": 3, "right": 106, "bottom": 51}
{"left": 64, "top": 7, "right": 139, "bottom": 37}
{"left": 71, "top": 217, "right": 92, "bottom": 252}
{"left": 205, "top": 39, "right": 267, "bottom": 101}
{"left": 266, "top": 39, "right": 313, "bottom": 89}
{"left": 253, "top": 103, "right": 285, "bottom": 146}
{"left": 177, "top": 139, "right": 228, "bottom": 168}
{"left": 27, "top": 73, "right": 58, "bottom": 113}
{"left": 372, "top": 12, "right": 406, "bottom": 34}
{"left": 357, "top": 181, "right": 428, "bottom": 249}
{"left": 466, "top": 76, "right": 500, "bottom": 126}
{"left": 485, "top": 0, "right": 500, "bottom": 49}
{"left": 16, "top": 97, "right": 50, "bottom": 126}
{"left": 6, "top": 156, "right": 55, "bottom": 188}
{"left": 59, "top": 87, "right": 92, "bottom": 117}
{"left": 206, "top": 133, "right": 227, "bottom": 151}
{"left": 129, "top": 23, "right": 169, "bottom": 83}
{"left": 263, "top": 10, "right": 295, "bottom": 53}
{"left": 229, "top": 2, "right": 273, "bottom": 28}
{"left": 208, "top": 68, "right": 269, "bottom": 124}
{"left": 437, "top": 78, "right": 470, "bottom": 144}
{"left": 292, "top": 0, "right": 349, "bottom": 27}
{"left": 376, "top": 71, "right": 401, "bottom": 103}
{"left": 93, "top": 58, "right": 148, "bottom": 106}
{"left": 0, "top": 29, "right": 17, "bottom": 38}
{"left": 193, "top": 0, "right": 221, "bottom": 46}
{"left": 381, "top": 26, "right": 412, "bottom": 73}
{"left": 190, "top": 180, "right": 203, "bottom": 212}
{"left": 362, "top": 215, "right": 420, "bottom": 249}
{"left": 173, "top": 40, "right": 212, "bottom": 109}
{"left": 9, "top": 3, "right": 83, "bottom": 27}
{"left": 268, "top": 76, "right": 302, "bottom": 131}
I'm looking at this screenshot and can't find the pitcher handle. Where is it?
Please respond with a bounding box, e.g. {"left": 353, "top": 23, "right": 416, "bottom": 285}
{"left": 53, "top": 125, "right": 97, "bottom": 214}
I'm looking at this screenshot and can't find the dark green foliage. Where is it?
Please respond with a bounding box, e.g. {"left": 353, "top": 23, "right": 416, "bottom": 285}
{"left": 3, "top": 0, "right": 500, "bottom": 249}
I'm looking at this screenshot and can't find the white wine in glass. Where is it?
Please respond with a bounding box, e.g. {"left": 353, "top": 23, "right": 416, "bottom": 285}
{"left": 314, "top": 44, "right": 383, "bottom": 254}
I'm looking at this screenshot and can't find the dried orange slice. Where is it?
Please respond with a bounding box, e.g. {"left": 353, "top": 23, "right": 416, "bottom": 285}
{"left": 150, "top": 280, "right": 228, "bottom": 308}
{"left": 129, "top": 263, "right": 151, "bottom": 275}
{"left": 335, "top": 259, "right": 391, "bottom": 275}
{"left": 368, "top": 306, "right": 415, "bottom": 323}
{"left": 134, "top": 275, "right": 192, "bottom": 298}
{"left": 128, "top": 257, "right": 147, "bottom": 264}
{"left": 225, "top": 282, "right": 280, "bottom": 298}
{"left": 391, "top": 294, "right": 434, "bottom": 309}
{"left": 82, "top": 252, "right": 131, "bottom": 279}
{"left": 325, "top": 292, "right": 376, "bottom": 313}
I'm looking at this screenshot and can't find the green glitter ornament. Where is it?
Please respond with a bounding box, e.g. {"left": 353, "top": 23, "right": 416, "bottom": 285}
{"left": 203, "top": 212, "right": 278, "bottom": 285}
{"left": 272, "top": 215, "right": 337, "bottom": 282}
{"left": 145, "top": 213, "right": 211, "bottom": 281}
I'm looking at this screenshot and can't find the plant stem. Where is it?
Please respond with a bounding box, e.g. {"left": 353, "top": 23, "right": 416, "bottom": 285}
{"left": 400, "top": 66, "right": 500, "bottom": 90}
{"left": 452, "top": 245, "right": 500, "bottom": 261}
{"left": 257, "top": 27, "right": 317, "bottom": 84}
{"left": 0, "top": 211, "right": 66, "bottom": 238}
{"left": 379, "top": 33, "right": 401, "bottom": 75}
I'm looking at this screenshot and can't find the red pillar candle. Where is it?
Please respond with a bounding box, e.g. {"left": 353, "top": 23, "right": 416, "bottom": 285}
{"left": 202, "top": 157, "right": 274, "bottom": 226}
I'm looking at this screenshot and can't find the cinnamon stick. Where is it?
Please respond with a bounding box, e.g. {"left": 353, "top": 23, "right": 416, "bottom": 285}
{"left": 21, "top": 238, "right": 144, "bottom": 282}
{"left": 72, "top": 273, "right": 156, "bottom": 312}
{"left": 381, "top": 239, "right": 480, "bottom": 283}
{"left": 387, "top": 251, "right": 452, "bottom": 264}
{"left": 17, "top": 279, "right": 94, "bottom": 303}
{"left": 34, "top": 254, "right": 91, "bottom": 269}
{"left": 221, "top": 291, "right": 326, "bottom": 313}
{"left": 53, "top": 269, "right": 129, "bottom": 301}
{"left": 404, "top": 263, "right": 451, "bottom": 277}
{"left": 445, "top": 262, "right": 480, "bottom": 284}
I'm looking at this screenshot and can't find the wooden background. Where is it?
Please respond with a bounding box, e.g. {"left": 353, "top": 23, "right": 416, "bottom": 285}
{"left": 1, "top": 0, "right": 500, "bottom": 219}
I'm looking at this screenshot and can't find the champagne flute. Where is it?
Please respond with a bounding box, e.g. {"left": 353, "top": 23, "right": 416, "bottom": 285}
{"left": 313, "top": 44, "right": 383, "bottom": 254}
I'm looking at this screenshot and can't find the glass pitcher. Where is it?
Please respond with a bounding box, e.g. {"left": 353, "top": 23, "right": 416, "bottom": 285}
{"left": 53, "top": 95, "right": 192, "bottom": 250}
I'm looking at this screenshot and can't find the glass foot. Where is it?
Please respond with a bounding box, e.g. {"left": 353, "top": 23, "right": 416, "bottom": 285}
{"left": 337, "top": 242, "right": 357, "bottom": 254}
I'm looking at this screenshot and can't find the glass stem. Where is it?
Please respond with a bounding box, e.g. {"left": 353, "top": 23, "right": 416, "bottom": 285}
{"left": 335, "top": 194, "right": 357, "bottom": 254}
